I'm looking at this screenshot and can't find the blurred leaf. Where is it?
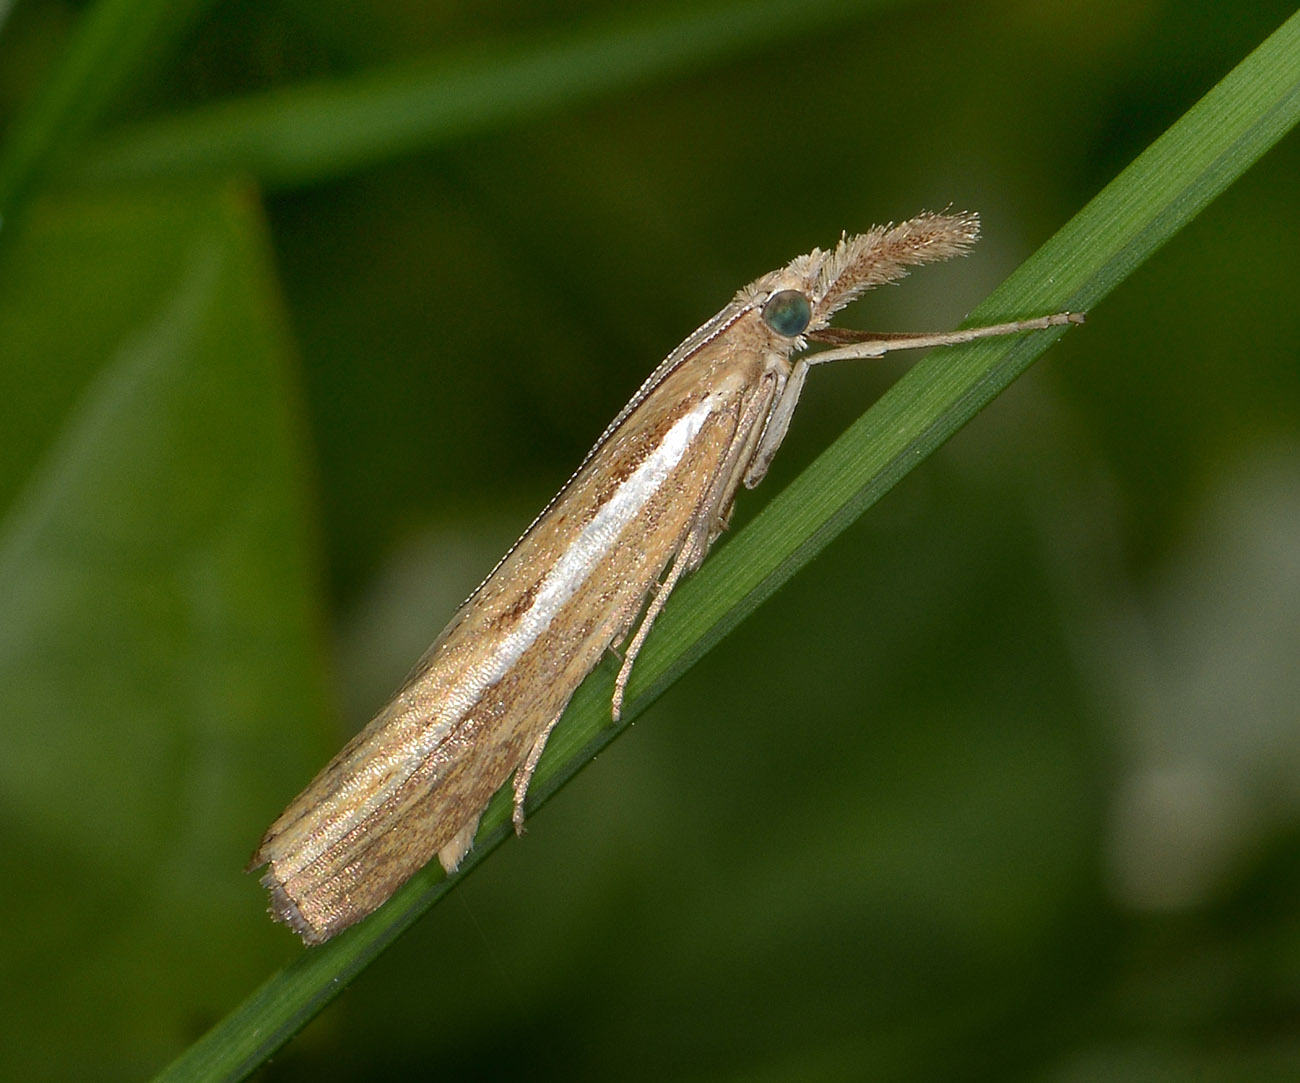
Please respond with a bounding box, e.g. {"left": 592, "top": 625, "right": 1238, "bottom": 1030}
{"left": 0, "top": 183, "right": 328, "bottom": 1080}
{"left": 0, "top": 0, "right": 216, "bottom": 234}
{"left": 69, "top": 0, "right": 904, "bottom": 191}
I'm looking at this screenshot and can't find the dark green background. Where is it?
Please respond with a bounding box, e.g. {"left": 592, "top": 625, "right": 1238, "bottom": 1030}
{"left": 2, "top": 1, "right": 1299, "bottom": 1079}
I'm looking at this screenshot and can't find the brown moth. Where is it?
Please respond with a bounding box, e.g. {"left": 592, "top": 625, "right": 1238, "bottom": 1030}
{"left": 250, "top": 211, "right": 1083, "bottom": 944}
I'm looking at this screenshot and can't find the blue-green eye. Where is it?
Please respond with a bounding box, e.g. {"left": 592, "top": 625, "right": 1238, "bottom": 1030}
{"left": 761, "top": 289, "right": 812, "bottom": 337}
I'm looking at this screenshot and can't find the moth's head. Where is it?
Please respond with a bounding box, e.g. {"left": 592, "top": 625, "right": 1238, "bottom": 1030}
{"left": 737, "top": 211, "right": 982, "bottom": 347}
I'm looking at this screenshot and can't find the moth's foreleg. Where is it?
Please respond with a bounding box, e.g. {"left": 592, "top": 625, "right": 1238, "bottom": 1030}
{"left": 744, "top": 359, "right": 808, "bottom": 490}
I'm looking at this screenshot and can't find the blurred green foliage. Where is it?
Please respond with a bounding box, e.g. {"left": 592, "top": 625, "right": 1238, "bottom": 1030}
{"left": 1, "top": 1, "right": 1299, "bottom": 1080}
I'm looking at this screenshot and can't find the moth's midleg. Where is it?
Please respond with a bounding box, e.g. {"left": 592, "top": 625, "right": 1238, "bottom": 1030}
{"left": 612, "top": 378, "right": 775, "bottom": 719}
{"left": 612, "top": 531, "right": 704, "bottom": 721}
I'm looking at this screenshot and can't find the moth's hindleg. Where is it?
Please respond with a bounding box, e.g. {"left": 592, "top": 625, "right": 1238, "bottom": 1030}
{"left": 512, "top": 708, "right": 566, "bottom": 832}
{"left": 437, "top": 817, "right": 480, "bottom": 874}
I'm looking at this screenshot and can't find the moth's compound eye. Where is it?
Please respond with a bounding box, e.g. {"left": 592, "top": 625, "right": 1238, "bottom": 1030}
{"left": 761, "top": 289, "right": 812, "bottom": 337}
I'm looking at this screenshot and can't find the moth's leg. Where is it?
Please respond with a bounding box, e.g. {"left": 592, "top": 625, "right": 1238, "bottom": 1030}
{"left": 613, "top": 380, "right": 775, "bottom": 720}
{"left": 611, "top": 532, "right": 708, "bottom": 721}
{"left": 512, "top": 706, "right": 566, "bottom": 832}
{"left": 747, "top": 313, "right": 1086, "bottom": 489}
{"left": 714, "top": 498, "right": 735, "bottom": 535}
{"left": 437, "top": 816, "right": 481, "bottom": 874}
{"left": 744, "top": 359, "right": 808, "bottom": 489}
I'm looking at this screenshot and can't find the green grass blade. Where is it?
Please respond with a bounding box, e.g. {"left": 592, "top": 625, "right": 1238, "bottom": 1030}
{"left": 0, "top": 0, "right": 214, "bottom": 236}
{"left": 72, "top": 0, "right": 905, "bottom": 192}
{"left": 153, "top": 10, "right": 1300, "bottom": 1082}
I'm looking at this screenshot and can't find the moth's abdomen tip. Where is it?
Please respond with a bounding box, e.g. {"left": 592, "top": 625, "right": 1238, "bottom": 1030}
{"left": 264, "top": 876, "right": 331, "bottom": 946}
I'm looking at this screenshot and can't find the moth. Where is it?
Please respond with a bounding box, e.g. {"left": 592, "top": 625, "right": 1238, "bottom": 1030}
{"left": 250, "top": 211, "right": 1083, "bottom": 944}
